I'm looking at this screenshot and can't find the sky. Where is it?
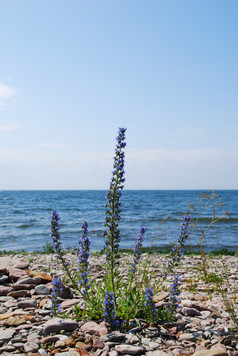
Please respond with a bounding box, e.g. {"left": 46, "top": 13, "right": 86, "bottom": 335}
{"left": 0, "top": 0, "right": 237, "bottom": 190}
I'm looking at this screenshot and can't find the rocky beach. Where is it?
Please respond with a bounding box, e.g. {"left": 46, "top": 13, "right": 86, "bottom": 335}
{"left": 0, "top": 252, "right": 237, "bottom": 356}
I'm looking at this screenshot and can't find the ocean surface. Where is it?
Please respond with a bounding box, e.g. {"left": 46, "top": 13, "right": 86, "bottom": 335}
{"left": 0, "top": 190, "right": 237, "bottom": 252}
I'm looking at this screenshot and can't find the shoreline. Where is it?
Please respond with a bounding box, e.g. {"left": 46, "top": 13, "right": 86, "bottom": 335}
{"left": 1, "top": 245, "right": 237, "bottom": 256}
{"left": 0, "top": 253, "right": 237, "bottom": 355}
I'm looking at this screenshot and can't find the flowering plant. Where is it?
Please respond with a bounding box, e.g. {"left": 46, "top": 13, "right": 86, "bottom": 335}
{"left": 50, "top": 128, "right": 191, "bottom": 330}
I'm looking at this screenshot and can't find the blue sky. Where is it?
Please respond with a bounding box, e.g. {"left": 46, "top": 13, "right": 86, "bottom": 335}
{"left": 0, "top": 0, "right": 237, "bottom": 189}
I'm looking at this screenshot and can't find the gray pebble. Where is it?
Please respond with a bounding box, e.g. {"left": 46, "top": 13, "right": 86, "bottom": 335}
{"left": 34, "top": 284, "right": 49, "bottom": 295}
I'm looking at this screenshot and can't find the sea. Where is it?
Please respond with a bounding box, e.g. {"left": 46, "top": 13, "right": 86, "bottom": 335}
{"left": 0, "top": 190, "right": 237, "bottom": 253}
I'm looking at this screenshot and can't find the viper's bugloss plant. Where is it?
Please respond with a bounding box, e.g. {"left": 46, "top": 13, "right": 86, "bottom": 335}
{"left": 103, "top": 127, "right": 126, "bottom": 302}
{"left": 103, "top": 291, "right": 119, "bottom": 330}
{"left": 50, "top": 211, "right": 78, "bottom": 292}
{"left": 51, "top": 277, "right": 63, "bottom": 316}
{"left": 144, "top": 286, "right": 158, "bottom": 324}
{"left": 49, "top": 128, "right": 196, "bottom": 330}
{"left": 78, "top": 221, "right": 91, "bottom": 293}
{"left": 163, "top": 214, "right": 191, "bottom": 278}
{"left": 50, "top": 211, "right": 61, "bottom": 256}
{"left": 131, "top": 226, "right": 147, "bottom": 274}
{"left": 166, "top": 274, "right": 181, "bottom": 315}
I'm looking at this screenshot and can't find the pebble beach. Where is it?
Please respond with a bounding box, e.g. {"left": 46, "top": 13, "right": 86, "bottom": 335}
{"left": 0, "top": 252, "right": 237, "bottom": 356}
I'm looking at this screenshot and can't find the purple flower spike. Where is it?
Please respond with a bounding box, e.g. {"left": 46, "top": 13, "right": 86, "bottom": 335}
{"left": 103, "top": 291, "right": 119, "bottom": 330}
{"left": 78, "top": 221, "right": 91, "bottom": 292}
{"left": 131, "top": 226, "right": 147, "bottom": 273}
{"left": 51, "top": 276, "right": 63, "bottom": 316}
{"left": 104, "top": 128, "right": 127, "bottom": 277}
{"left": 166, "top": 274, "right": 180, "bottom": 314}
{"left": 163, "top": 214, "right": 191, "bottom": 278}
{"left": 144, "top": 286, "right": 157, "bottom": 323}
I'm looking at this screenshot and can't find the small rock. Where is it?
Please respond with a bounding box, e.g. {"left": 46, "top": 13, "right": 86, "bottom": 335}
{"left": 182, "top": 307, "right": 201, "bottom": 316}
{"left": 3, "top": 316, "right": 26, "bottom": 326}
{"left": 7, "top": 266, "right": 28, "bottom": 280}
{"left": 15, "top": 276, "right": 41, "bottom": 285}
{"left": 0, "top": 286, "right": 13, "bottom": 296}
{"left": 27, "top": 270, "right": 52, "bottom": 283}
{"left": 7, "top": 290, "right": 30, "bottom": 298}
{"left": 179, "top": 332, "right": 196, "bottom": 341}
{"left": 153, "top": 292, "right": 169, "bottom": 302}
{"left": 0, "top": 274, "right": 9, "bottom": 283}
{"left": 54, "top": 340, "right": 66, "bottom": 348}
{"left": 55, "top": 351, "right": 88, "bottom": 356}
{"left": 81, "top": 321, "right": 107, "bottom": 336}
{"left": 27, "top": 332, "right": 41, "bottom": 344}
{"left": 211, "top": 343, "right": 228, "bottom": 351}
{"left": 141, "top": 337, "right": 150, "bottom": 346}
{"left": 15, "top": 323, "right": 32, "bottom": 330}
{"left": 0, "top": 306, "right": 7, "bottom": 313}
{"left": 0, "top": 257, "right": 15, "bottom": 272}
{"left": 192, "top": 350, "right": 228, "bottom": 356}
{"left": 101, "top": 331, "right": 125, "bottom": 342}
{"left": 146, "top": 352, "right": 171, "bottom": 356}
{"left": 125, "top": 333, "right": 140, "bottom": 344}
{"left": 24, "top": 341, "right": 39, "bottom": 353}
{"left": 148, "top": 342, "right": 160, "bottom": 349}
{"left": 11, "top": 342, "right": 24, "bottom": 349}
{"left": 59, "top": 284, "right": 73, "bottom": 299}
{"left": 39, "top": 349, "right": 48, "bottom": 356}
{"left": 0, "top": 328, "right": 15, "bottom": 341}
{"left": 43, "top": 318, "right": 79, "bottom": 333}
{"left": 13, "top": 260, "right": 29, "bottom": 269}
{"left": 115, "top": 344, "right": 146, "bottom": 355}
{"left": 93, "top": 339, "right": 105, "bottom": 349}
{"left": 17, "top": 299, "right": 36, "bottom": 308}
{"left": 0, "top": 312, "right": 13, "bottom": 320}
{"left": 109, "top": 351, "right": 118, "bottom": 356}
{"left": 41, "top": 335, "right": 61, "bottom": 344}
{"left": 61, "top": 298, "right": 82, "bottom": 309}
{"left": 12, "top": 283, "right": 34, "bottom": 290}
{"left": 34, "top": 284, "right": 49, "bottom": 295}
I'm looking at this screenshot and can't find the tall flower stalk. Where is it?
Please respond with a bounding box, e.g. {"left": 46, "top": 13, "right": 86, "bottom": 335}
{"left": 103, "top": 291, "right": 119, "bottom": 330}
{"left": 50, "top": 211, "right": 78, "bottom": 292}
{"left": 163, "top": 214, "right": 191, "bottom": 279}
{"left": 144, "top": 286, "right": 158, "bottom": 324}
{"left": 78, "top": 221, "right": 91, "bottom": 294}
{"left": 51, "top": 277, "right": 63, "bottom": 316}
{"left": 166, "top": 274, "right": 181, "bottom": 315}
{"left": 104, "top": 127, "right": 126, "bottom": 304}
{"left": 131, "top": 226, "right": 147, "bottom": 274}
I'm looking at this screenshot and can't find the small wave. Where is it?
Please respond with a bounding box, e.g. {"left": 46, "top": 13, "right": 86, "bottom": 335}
{"left": 18, "top": 224, "right": 34, "bottom": 229}
{"left": 13, "top": 209, "right": 23, "bottom": 214}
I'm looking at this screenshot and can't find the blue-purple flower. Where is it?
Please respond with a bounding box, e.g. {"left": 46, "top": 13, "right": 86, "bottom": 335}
{"left": 103, "top": 128, "right": 127, "bottom": 305}
{"left": 144, "top": 286, "right": 158, "bottom": 323}
{"left": 164, "top": 214, "right": 191, "bottom": 278}
{"left": 166, "top": 274, "right": 180, "bottom": 314}
{"left": 103, "top": 291, "right": 119, "bottom": 330}
{"left": 131, "top": 226, "right": 147, "bottom": 273}
{"left": 50, "top": 211, "right": 61, "bottom": 255}
{"left": 51, "top": 276, "right": 63, "bottom": 315}
{"left": 78, "top": 221, "right": 91, "bottom": 292}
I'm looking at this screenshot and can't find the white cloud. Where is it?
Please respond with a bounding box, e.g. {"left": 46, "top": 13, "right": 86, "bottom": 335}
{"left": 37, "top": 143, "right": 66, "bottom": 148}
{"left": 0, "top": 82, "right": 16, "bottom": 108}
{"left": 0, "top": 124, "right": 19, "bottom": 132}
{"left": 176, "top": 127, "right": 209, "bottom": 135}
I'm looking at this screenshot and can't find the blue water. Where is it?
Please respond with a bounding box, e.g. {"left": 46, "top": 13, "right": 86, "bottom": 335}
{"left": 0, "top": 190, "right": 237, "bottom": 252}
